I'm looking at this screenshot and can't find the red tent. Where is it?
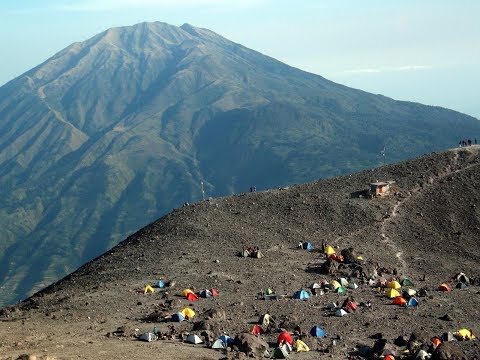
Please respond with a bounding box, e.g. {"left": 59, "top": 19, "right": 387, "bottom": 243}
{"left": 210, "top": 288, "right": 219, "bottom": 296}
{"left": 277, "top": 332, "right": 293, "bottom": 346}
{"left": 252, "top": 324, "right": 264, "bottom": 335}
{"left": 186, "top": 292, "right": 199, "bottom": 301}
{"left": 438, "top": 283, "right": 452, "bottom": 292}
{"left": 345, "top": 301, "right": 358, "bottom": 312}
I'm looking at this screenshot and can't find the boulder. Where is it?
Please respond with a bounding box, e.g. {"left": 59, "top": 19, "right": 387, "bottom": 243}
{"left": 319, "top": 258, "right": 339, "bottom": 275}
{"left": 233, "top": 333, "right": 269, "bottom": 356}
{"left": 341, "top": 247, "right": 357, "bottom": 264}
{"left": 431, "top": 342, "right": 468, "bottom": 360}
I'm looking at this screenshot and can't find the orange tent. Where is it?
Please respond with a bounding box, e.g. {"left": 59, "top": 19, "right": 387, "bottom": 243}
{"left": 438, "top": 283, "right": 452, "bottom": 292}
{"left": 392, "top": 297, "right": 407, "bottom": 306}
{"left": 385, "top": 355, "right": 395, "bottom": 360}
{"left": 186, "top": 292, "right": 199, "bottom": 301}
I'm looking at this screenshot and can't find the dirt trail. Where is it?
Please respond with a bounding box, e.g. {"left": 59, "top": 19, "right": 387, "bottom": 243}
{"left": 378, "top": 147, "right": 475, "bottom": 275}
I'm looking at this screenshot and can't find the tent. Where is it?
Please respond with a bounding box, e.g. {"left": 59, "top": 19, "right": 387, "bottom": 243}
{"left": 295, "top": 339, "right": 310, "bottom": 352}
{"left": 415, "top": 349, "right": 430, "bottom": 360}
{"left": 272, "top": 346, "right": 289, "bottom": 359}
{"left": 171, "top": 312, "right": 185, "bottom": 322}
{"left": 324, "top": 245, "right": 336, "bottom": 255}
{"left": 335, "top": 309, "right": 347, "bottom": 317}
{"left": 454, "top": 272, "right": 470, "bottom": 284}
{"left": 220, "top": 335, "right": 234, "bottom": 345}
{"left": 156, "top": 281, "right": 166, "bottom": 288}
{"left": 252, "top": 324, "right": 264, "bottom": 335}
{"left": 310, "top": 325, "right": 327, "bottom": 337}
{"left": 339, "top": 278, "right": 349, "bottom": 287}
{"left": 438, "top": 283, "right": 452, "bottom": 292}
{"left": 139, "top": 332, "right": 157, "bottom": 342}
{"left": 324, "top": 303, "right": 337, "bottom": 311}
{"left": 455, "top": 329, "right": 476, "bottom": 340}
{"left": 310, "top": 283, "right": 321, "bottom": 289}
{"left": 200, "top": 289, "right": 213, "bottom": 298}
{"left": 253, "top": 250, "right": 264, "bottom": 258}
{"left": 302, "top": 242, "right": 314, "bottom": 251}
{"left": 384, "top": 355, "right": 395, "bottom": 360}
{"left": 386, "top": 288, "right": 401, "bottom": 298}
{"left": 331, "top": 280, "right": 341, "bottom": 290}
{"left": 401, "top": 278, "right": 414, "bottom": 287}
{"left": 144, "top": 285, "right": 155, "bottom": 294}
{"left": 264, "top": 288, "right": 274, "bottom": 295}
{"left": 387, "top": 280, "right": 401, "bottom": 289}
{"left": 181, "top": 307, "right": 196, "bottom": 319}
{"left": 293, "top": 289, "right": 310, "bottom": 300}
{"left": 404, "top": 288, "right": 417, "bottom": 296}
{"left": 259, "top": 313, "right": 274, "bottom": 326}
{"left": 186, "top": 334, "right": 203, "bottom": 344}
{"left": 277, "top": 332, "right": 293, "bottom": 346}
{"left": 241, "top": 250, "right": 250, "bottom": 257}
{"left": 345, "top": 301, "right": 357, "bottom": 312}
{"left": 181, "top": 289, "right": 195, "bottom": 297}
{"left": 186, "top": 292, "right": 199, "bottom": 301}
{"left": 407, "top": 298, "right": 418, "bottom": 307}
{"left": 456, "top": 282, "right": 468, "bottom": 289}
{"left": 348, "top": 283, "right": 358, "bottom": 290}
{"left": 392, "top": 297, "right": 407, "bottom": 306}
{"left": 336, "top": 287, "right": 346, "bottom": 294}
{"left": 210, "top": 288, "right": 219, "bottom": 296}
{"left": 212, "top": 339, "right": 226, "bottom": 349}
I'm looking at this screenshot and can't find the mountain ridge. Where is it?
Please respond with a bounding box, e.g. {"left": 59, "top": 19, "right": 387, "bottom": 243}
{"left": 1, "top": 146, "right": 479, "bottom": 359}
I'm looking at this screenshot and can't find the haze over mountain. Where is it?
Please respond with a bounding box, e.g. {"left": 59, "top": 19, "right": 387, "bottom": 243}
{"left": 0, "top": 21, "right": 479, "bottom": 307}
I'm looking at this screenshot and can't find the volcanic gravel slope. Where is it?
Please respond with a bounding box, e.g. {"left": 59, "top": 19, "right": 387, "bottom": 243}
{"left": 1, "top": 146, "right": 479, "bottom": 359}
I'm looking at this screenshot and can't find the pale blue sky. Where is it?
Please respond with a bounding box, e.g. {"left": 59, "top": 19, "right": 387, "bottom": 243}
{"left": 1, "top": 0, "right": 479, "bottom": 118}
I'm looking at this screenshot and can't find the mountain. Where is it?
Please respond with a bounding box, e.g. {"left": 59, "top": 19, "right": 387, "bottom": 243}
{"left": 0, "top": 21, "right": 479, "bottom": 307}
{"left": 0, "top": 147, "right": 479, "bottom": 359}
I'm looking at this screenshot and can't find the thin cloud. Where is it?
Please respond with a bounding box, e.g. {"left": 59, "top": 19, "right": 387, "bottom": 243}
{"left": 344, "top": 65, "right": 432, "bottom": 74}
{"left": 55, "top": 0, "right": 264, "bottom": 12}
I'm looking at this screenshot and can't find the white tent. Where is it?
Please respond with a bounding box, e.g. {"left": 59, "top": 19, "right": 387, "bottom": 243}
{"left": 186, "top": 334, "right": 203, "bottom": 344}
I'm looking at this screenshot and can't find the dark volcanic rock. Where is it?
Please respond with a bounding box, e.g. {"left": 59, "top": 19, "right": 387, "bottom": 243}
{"left": 431, "top": 342, "right": 468, "bottom": 360}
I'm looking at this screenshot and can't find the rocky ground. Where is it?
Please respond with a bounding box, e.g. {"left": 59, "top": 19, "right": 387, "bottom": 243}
{"left": 1, "top": 146, "right": 479, "bottom": 359}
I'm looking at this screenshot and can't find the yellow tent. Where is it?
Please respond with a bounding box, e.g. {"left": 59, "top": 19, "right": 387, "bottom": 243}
{"left": 331, "top": 280, "right": 341, "bottom": 290}
{"left": 296, "top": 339, "right": 310, "bottom": 352}
{"left": 324, "top": 245, "right": 336, "bottom": 255}
{"left": 144, "top": 285, "right": 155, "bottom": 294}
{"left": 181, "top": 288, "right": 195, "bottom": 297}
{"left": 455, "top": 329, "right": 476, "bottom": 340}
{"left": 181, "top": 307, "right": 196, "bottom": 320}
{"left": 387, "top": 280, "right": 401, "bottom": 289}
{"left": 385, "top": 288, "right": 401, "bottom": 298}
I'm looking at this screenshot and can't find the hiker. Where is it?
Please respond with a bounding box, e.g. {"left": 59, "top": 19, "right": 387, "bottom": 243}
{"left": 468, "top": 139, "right": 472, "bottom": 146}
{"left": 475, "top": 138, "right": 477, "bottom": 144}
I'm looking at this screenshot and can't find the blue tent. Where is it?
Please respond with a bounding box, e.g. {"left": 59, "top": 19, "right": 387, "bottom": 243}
{"left": 171, "top": 312, "right": 185, "bottom": 322}
{"left": 293, "top": 289, "right": 310, "bottom": 300}
{"left": 407, "top": 298, "right": 418, "bottom": 307}
{"left": 302, "top": 242, "right": 314, "bottom": 251}
{"left": 200, "top": 289, "right": 213, "bottom": 298}
{"left": 156, "top": 281, "right": 166, "bottom": 288}
{"left": 310, "top": 325, "right": 327, "bottom": 337}
{"left": 219, "top": 335, "right": 234, "bottom": 345}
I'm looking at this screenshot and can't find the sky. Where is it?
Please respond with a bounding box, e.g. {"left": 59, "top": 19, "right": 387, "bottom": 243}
{"left": 1, "top": 0, "right": 479, "bottom": 118}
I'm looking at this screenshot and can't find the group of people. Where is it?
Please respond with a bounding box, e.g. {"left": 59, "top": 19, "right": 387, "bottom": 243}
{"left": 458, "top": 138, "right": 477, "bottom": 147}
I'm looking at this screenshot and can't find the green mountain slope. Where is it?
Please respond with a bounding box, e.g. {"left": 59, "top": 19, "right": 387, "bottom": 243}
{"left": 0, "top": 21, "right": 478, "bottom": 306}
